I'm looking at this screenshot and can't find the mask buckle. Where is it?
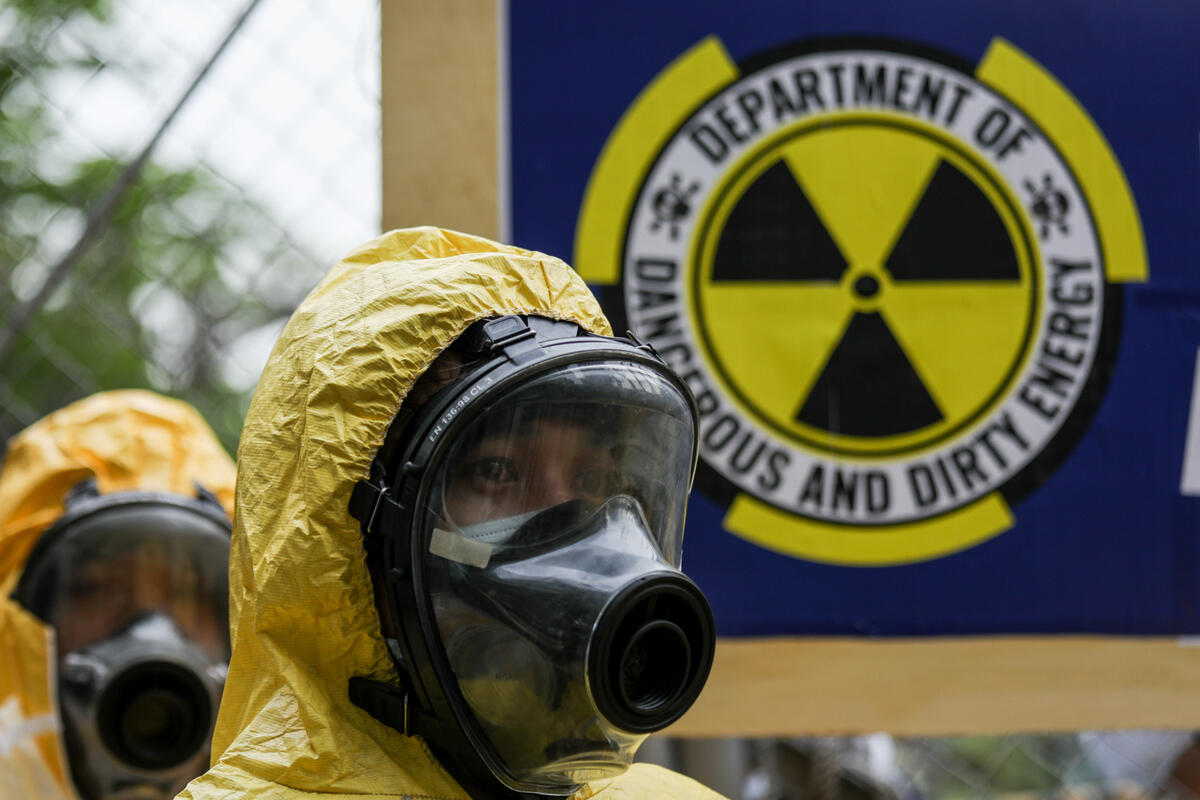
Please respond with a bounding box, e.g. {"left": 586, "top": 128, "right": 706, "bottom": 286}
{"left": 479, "top": 316, "right": 541, "bottom": 365}
{"left": 626, "top": 327, "right": 663, "bottom": 360}
{"left": 365, "top": 484, "right": 386, "bottom": 533}
{"left": 348, "top": 676, "right": 411, "bottom": 736}
{"left": 349, "top": 478, "right": 405, "bottom": 544}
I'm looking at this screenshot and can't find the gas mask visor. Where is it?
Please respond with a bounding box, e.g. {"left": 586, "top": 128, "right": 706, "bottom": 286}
{"left": 13, "top": 485, "right": 231, "bottom": 800}
{"left": 417, "top": 359, "right": 714, "bottom": 792}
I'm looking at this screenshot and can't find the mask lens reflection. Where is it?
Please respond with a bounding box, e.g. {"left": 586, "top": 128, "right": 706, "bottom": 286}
{"left": 450, "top": 624, "right": 554, "bottom": 727}
{"left": 435, "top": 361, "right": 694, "bottom": 562}
{"left": 445, "top": 419, "right": 617, "bottom": 532}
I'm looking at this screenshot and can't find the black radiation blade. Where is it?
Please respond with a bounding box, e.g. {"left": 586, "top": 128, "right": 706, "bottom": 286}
{"left": 886, "top": 159, "right": 1020, "bottom": 281}
{"left": 712, "top": 160, "right": 848, "bottom": 282}
{"left": 797, "top": 311, "right": 943, "bottom": 436}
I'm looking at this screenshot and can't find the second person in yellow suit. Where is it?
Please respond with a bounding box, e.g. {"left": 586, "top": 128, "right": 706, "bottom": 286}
{"left": 179, "top": 227, "right": 728, "bottom": 799}
{"left": 0, "top": 390, "right": 235, "bottom": 800}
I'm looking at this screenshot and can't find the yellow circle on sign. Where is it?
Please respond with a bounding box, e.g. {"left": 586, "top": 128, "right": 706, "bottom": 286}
{"left": 692, "top": 115, "right": 1039, "bottom": 459}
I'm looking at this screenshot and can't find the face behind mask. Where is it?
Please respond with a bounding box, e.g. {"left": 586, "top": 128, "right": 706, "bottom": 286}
{"left": 349, "top": 316, "right": 716, "bottom": 799}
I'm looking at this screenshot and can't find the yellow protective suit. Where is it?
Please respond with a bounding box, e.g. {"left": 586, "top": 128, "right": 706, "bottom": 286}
{"left": 179, "top": 227, "right": 725, "bottom": 799}
{"left": 0, "top": 389, "right": 236, "bottom": 800}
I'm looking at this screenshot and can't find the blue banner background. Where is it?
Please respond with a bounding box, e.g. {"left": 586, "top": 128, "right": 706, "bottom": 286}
{"left": 507, "top": 0, "right": 1200, "bottom": 636}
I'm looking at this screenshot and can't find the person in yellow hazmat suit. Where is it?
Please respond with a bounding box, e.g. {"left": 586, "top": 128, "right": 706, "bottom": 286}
{"left": 0, "top": 390, "right": 235, "bottom": 800}
{"left": 178, "top": 226, "right": 727, "bottom": 800}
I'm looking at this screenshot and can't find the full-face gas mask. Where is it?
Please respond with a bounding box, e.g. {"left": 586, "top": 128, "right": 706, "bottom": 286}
{"left": 12, "top": 480, "right": 231, "bottom": 800}
{"left": 348, "top": 315, "right": 716, "bottom": 798}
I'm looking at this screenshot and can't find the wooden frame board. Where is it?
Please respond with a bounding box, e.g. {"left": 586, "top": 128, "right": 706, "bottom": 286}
{"left": 382, "top": 0, "right": 500, "bottom": 239}
{"left": 668, "top": 637, "right": 1200, "bottom": 736}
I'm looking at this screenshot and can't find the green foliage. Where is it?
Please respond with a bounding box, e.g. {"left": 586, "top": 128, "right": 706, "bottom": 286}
{"left": 896, "top": 734, "right": 1100, "bottom": 800}
{"left": 0, "top": 0, "right": 307, "bottom": 452}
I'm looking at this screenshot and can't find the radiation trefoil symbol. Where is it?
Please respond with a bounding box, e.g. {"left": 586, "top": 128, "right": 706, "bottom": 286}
{"left": 576, "top": 37, "right": 1147, "bottom": 565}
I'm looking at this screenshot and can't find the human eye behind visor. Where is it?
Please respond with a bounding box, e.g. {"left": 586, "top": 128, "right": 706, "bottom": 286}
{"left": 459, "top": 452, "right": 521, "bottom": 494}
{"left": 447, "top": 425, "right": 625, "bottom": 529}
{"left": 430, "top": 363, "right": 696, "bottom": 566}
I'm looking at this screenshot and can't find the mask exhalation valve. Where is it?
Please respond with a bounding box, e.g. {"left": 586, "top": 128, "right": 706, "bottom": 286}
{"left": 97, "top": 660, "right": 213, "bottom": 770}
{"left": 589, "top": 573, "right": 715, "bottom": 733}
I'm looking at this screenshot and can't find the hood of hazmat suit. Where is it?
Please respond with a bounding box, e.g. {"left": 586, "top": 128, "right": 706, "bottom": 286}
{"left": 178, "top": 227, "right": 725, "bottom": 800}
{"left": 0, "top": 390, "right": 236, "bottom": 800}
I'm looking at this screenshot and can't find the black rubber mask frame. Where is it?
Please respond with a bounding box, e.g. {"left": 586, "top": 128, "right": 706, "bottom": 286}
{"left": 348, "top": 315, "right": 712, "bottom": 799}
{"left": 13, "top": 478, "right": 232, "bottom": 629}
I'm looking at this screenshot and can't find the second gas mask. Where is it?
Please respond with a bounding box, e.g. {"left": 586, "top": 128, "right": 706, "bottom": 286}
{"left": 13, "top": 482, "right": 231, "bottom": 800}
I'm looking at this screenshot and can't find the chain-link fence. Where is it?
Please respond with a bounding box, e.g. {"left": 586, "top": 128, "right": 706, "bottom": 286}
{"left": 0, "top": 0, "right": 379, "bottom": 452}
{"left": 0, "top": 2, "right": 1193, "bottom": 799}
